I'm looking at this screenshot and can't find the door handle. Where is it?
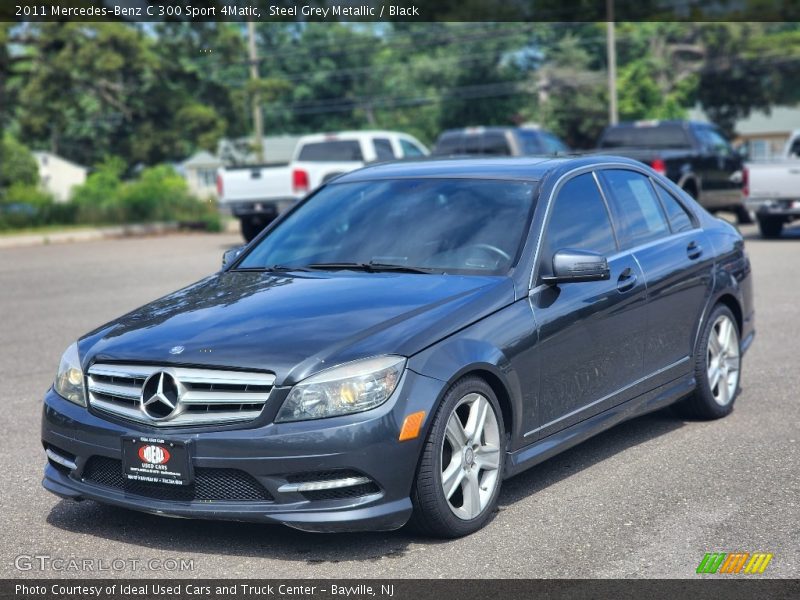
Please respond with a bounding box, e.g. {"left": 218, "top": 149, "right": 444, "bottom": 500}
{"left": 617, "top": 267, "right": 637, "bottom": 293}
{"left": 687, "top": 241, "right": 703, "bottom": 260}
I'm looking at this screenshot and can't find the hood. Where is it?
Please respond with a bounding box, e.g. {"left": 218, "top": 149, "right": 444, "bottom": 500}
{"left": 80, "top": 271, "right": 515, "bottom": 385}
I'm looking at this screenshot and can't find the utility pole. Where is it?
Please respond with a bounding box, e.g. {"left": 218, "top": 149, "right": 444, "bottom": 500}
{"left": 606, "top": 0, "right": 618, "bottom": 125}
{"left": 247, "top": 20, "right": 264, "bottom": 162}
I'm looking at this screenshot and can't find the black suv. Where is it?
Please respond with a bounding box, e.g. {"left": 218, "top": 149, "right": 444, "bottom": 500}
{"left": 432, "top": 126, "right": 569, "bottom": 157}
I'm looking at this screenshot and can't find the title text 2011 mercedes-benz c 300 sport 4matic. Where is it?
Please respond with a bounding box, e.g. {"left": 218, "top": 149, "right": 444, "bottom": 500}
{"left": 42, "top": 156, "right": 754, "bottom": 538}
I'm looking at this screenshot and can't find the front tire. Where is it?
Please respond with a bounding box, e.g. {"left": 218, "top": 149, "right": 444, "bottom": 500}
{"left": 758, "top": 215, "right": 783, "bottom": 239}
{"left": 410, "top": 376, "right": 505, "bottom": 538}
{"left": 676, "top": 304, "right": 741, "bottom": 420}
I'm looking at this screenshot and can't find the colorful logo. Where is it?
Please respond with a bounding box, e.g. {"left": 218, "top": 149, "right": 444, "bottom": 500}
{"left": 696, "top": 552, "right": 773, "bottom": 574}
{"left": 138, "top": 444, "right": 170, "bottom": 465}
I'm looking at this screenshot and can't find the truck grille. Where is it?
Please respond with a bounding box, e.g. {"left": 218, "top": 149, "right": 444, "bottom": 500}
{"left": 87, "top": 363, "right": 274, "bottom": 427}
{"left": 82, "top": 456, "right": 273, "bottom": 502}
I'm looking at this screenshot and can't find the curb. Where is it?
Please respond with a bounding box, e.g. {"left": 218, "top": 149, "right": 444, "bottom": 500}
{"left": 0, "top": 222, "right": 181, "bottom": 250}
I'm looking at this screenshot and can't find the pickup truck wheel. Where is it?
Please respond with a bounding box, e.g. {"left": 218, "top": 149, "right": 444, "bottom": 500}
{"left": 409, "top": 376, "right": 505, "bottom": 538}
{"left": 757, "top": 215, "right": 783, "bottom": 239}
{"left": 240, "top": 218, "right": 265, "bottom": 243}
{"left": 674, "top": 304, "right": 741, "bottom": 420}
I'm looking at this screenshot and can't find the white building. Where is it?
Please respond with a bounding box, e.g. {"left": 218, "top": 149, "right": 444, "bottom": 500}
{"left": 33, "top": 152, "right": 88, "bottom": 203}
{"left": 179, "top": 151, "right": 223, "bottom": 198}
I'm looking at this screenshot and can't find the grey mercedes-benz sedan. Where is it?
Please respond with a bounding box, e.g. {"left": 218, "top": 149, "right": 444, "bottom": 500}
{"left": 42, "top": 156, "right": 754, "bottom": 538}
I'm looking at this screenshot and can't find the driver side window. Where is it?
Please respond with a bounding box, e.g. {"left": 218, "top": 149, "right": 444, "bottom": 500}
{"left": 540, "top": 173, "right": 617, "bottom": 277}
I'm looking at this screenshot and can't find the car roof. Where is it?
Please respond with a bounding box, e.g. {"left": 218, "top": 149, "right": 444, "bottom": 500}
{"left": 438, "top": 126, "right": 545, "bottom": 136}
{"left": 605, "top": 119, "right": 707, "bottom": 129}
{"left": 332, "top": 155, "right": 645, "bottom": 183}
{"left": 299, "top": 131, "right": 413, "bottom": 143}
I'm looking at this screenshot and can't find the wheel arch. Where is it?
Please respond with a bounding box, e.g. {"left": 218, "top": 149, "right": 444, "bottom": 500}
{"left": 715, "top": 292, "right": 744, "bottom": 335}
{"left": 408, "top": 341, "right": 523, "bottom": 447}
{"left": 678, "top": 172, "right": 700, "bottom": 199}
{"left": 695, "top": 289, "right": 745, "bottom": 355}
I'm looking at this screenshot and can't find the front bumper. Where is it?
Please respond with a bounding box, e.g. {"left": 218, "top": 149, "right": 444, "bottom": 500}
{"left": 41, "top": 369, "right": 445, "bottom": 532}
{"left": 226, "top": 199, "right": 297, "bottom": 218}
{"left": 746, "top": 198, "right": 800, "bottom": 218}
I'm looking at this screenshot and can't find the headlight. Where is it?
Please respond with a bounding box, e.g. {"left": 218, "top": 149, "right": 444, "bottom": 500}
{"left": 276, "top": 356, "right": 405, "bottom": 423}
{"left": 54, "top": 342, "right": 86, "bottom": 407}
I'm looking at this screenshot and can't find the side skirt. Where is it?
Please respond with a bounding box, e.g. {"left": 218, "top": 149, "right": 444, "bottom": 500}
{"left": 504, "top": 375, "right": 695, "bottom": 479}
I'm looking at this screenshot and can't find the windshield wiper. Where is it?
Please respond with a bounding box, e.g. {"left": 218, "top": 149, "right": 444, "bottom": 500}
{"left": 234, "top": 265, "right": 312, "bottom": 273}
{"left": 306, "top": 262, "right": 441, "bottom": 274}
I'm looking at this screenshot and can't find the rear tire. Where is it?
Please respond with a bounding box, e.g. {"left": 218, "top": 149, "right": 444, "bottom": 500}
{"left": 675, "top": 304, "right": 741, "bottom": 420}
{"left": 410, "top": 376, "right": 506, "bottom": 538}
{"left": 758, "top": 215, "right": 783, "bottom": 239}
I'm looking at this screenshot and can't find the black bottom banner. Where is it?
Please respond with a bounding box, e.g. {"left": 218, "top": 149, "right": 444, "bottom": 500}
{"left": 2, "top": 579, "right": 799, "bottom": 600}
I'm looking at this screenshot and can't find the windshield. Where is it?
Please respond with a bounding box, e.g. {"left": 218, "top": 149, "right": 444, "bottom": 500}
{"left": 238, "top": 178, "right": 537, "bottom": 275}
{"left": 297, "top": 140, "right": 363, "bottom": 162}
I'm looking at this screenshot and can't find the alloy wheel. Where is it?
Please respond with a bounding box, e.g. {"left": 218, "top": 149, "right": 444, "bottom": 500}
{"left": 440, "top": 392, "right": 501, "bottom": 520}
{"left": 707, "top": 314, "right": 740, "bottom": 406}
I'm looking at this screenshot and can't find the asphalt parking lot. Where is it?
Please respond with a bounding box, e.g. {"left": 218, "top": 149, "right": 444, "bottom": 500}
{"left": 1, "top": 225, "right": 798, "bottom": 579}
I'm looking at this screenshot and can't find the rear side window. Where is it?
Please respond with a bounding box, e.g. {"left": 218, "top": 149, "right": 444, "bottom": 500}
{"left": 432, "top": 132, "right": 512, "bottom": 156}
{"left": 432, "top": 134, "right": 462, "bottom": 155}
{"left": 517, "top": 131, "right": 544, "bottom": 154}
{"left": 481, "top": 132, "right": 512, "bottom": 155}
{"left": 462, "top": 134, "right": 484, "bottom": 154}
{"left": 601, "top": 170, "right": 670, "bottom": 248}
{"left": 297, "top": 141, "right": 363, "bottom": 162}
{"left": 400, "top": 139, "right": 425, "bottom": 157}
{"left": 540, "top": 132, "right": 569, "bottom": 154}
{"left": 373, "top": 138, "right": 396, "bottom": 160}
{"left": 541, "top": 173, "right": 617, "bottom": 275}
{"left": 599, "top": 124, "right": 690, "bottom": 149}
{"left": 654, "top": 182, "right": 695, "bottom": 233}
{"left": 696, "top": 127, "right": 733, "bottom": 156}
{"left": 789, "top": 137, "right": 800, "bottom": 158}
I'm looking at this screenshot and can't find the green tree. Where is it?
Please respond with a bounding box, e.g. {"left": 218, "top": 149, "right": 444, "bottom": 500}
{"left": 535, "top": 34, "right": 608, "bottom": 148}
{"left": 0, "top": 134, "right": 39, "bottom": 192}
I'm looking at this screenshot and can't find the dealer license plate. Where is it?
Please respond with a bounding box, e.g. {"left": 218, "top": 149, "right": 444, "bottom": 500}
{"left": 121, "top": 436, "right": 192, "bottom": 486}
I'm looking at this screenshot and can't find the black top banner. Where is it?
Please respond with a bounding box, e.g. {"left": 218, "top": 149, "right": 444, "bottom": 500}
{"left": 4, "top": 0, "right": 800, "bottom": 22}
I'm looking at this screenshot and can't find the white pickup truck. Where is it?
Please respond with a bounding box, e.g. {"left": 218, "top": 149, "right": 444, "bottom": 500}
{"left": 744, "top": 129, "right": 800, "bottom": 238}
{"left": 217, "top": 130, "right": 428, "bottom": 241}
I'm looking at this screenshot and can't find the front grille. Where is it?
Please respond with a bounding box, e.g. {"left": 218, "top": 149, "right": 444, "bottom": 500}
{"left": 87, "top": 363, "right": 275, "bottom": 427}
{"left": 81, "top": 456, "right": 273, "bottom": 502}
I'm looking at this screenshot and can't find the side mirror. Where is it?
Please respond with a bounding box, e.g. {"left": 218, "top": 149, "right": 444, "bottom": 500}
{"left": 222, "top": 246, "right": 244, "bottom": 269}
{"left": 541, "top": 249, "right": 610, "bottom": 285}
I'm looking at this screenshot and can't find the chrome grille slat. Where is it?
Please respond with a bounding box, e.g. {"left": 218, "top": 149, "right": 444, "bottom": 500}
{"left": 87, "top": 364, "right": 274, "bottom": 427}
{"left": 171, "top": 368, "right": 275, "bottom": 387}
{"left": 87, "top": 380, "right": 140, "bottom": 400}
{"left": 87, "top": 364, "right": 160, "bottom": 379}
{"left": 180, "top": 390, "right": 271, "bottom": 404}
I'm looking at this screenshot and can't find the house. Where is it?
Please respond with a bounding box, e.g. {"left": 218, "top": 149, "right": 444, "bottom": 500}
{"left": 689, "top": 105, "right": 800, "bottom": 160}
{"left": 179, "top": 151, "right": 223, "bottom": 198}
{"left": 32, "top": 152, "right": 88, "bottom": 203}
{"left": 729, "top": 106, "right": 800, "bottom": 160}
